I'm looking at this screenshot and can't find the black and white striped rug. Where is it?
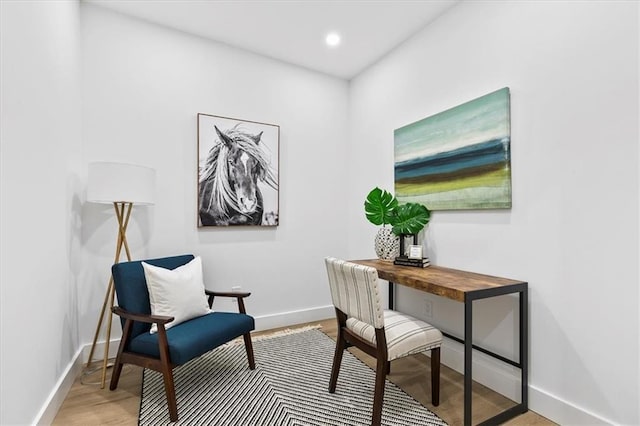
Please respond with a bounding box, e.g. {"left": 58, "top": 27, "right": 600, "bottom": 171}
{"left": 139, "top": 327, "right": 447, "bottom": 426}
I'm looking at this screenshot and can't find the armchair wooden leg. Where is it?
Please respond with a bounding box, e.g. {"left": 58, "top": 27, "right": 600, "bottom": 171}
{"left": 109, "top": 318, "right": 132, "bottom": 391}
{"left": 372, "top": 357, "right": 387, "bottom": 426}
{"left": 243, "top": 333, "right": 256, "bottom": 370}
{"left": 109, "top": 361, "right": 124, "bottom": 391}
{"left": 329, "top": 331, "right": 346, "bottom": 393}
{"left": 431, "top": 347, "right": 441, "bottom": 406}
{"left": 160, "top": 364, "right": 178, "bottom": 422}
{"left": 157, "top": 326, "right": 178, "bottom": 422}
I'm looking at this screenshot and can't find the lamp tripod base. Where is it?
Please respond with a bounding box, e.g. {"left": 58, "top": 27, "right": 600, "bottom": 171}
{"left": 80, "top": 361, "right": 115, "bottom": 386}
{"left": 83, "top": 202, "right": 134, "bottom": 389}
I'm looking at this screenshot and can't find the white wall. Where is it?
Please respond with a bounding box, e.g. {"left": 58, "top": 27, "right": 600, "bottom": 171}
{"left": 79, "top": 3, "right": 349, "bottom": 346}
{"left": 348, "top": 1, "right": 639, "bottom": 425}
{"left": 0, "top": 1, "right": 83, "bottom": 424}
{"left": 2, "top": 1, "right": 639, "bottom": 425}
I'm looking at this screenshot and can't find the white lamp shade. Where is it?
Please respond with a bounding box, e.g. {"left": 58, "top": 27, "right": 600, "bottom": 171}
{"left": 87, "top": 162, "right": 156, "bottom": 205}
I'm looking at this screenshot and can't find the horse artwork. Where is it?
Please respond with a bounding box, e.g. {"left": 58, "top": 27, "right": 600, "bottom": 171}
{"left": 198, "top": 114, "right": 279, "bottom": 227}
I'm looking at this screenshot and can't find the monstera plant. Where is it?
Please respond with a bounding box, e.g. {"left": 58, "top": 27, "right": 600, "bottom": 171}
{"left": 364, "top": 187, "right": 398, "bottom": 228}
{"left": 365, "top": 187, "right": 431, "bottom": 235}
{"left": 365, "top": 187, "right": 431, "bottom": 260}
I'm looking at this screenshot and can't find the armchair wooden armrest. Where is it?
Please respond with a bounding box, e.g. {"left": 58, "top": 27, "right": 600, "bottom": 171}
{"left": 112, "top": 306, "right": 175, "bottom": 325}
{"left": 205, "top": 290, "right": 251, "bottom": 298}
{"left": 204, "top": 290, "right": 252, "bottom": 313}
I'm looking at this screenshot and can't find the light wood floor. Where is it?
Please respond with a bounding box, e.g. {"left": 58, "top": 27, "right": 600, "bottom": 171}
{"left": 54, "top": 318, "right": 555, "bottom": 425}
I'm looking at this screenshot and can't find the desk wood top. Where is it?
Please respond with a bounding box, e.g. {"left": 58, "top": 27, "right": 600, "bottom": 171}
{"left": 350, "top": 259, "right": 526, "bottom": 302}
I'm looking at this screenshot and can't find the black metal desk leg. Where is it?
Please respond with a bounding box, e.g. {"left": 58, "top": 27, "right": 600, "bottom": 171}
{"left": 388, "top": 281, "right": 395, "bottom": 310}
{"left": 464, "top": 297, "right": 473, "bottom": 426}
{"left": 521, "top": 288, "right": 529, "bottom": 408}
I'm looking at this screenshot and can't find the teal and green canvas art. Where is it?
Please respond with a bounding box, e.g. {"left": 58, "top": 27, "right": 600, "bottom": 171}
{"left": 394, "top": 87, "right": 512, "bottom": 210}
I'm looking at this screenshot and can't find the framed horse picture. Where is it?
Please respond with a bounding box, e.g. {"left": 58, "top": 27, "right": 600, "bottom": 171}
{"left": 197, "top": 113, "right": 279, "bottom": 227}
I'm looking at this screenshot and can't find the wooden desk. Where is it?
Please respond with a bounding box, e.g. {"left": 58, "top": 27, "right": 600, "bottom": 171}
{"left": 351, "top": 259, "right": 528, "bottom": 426}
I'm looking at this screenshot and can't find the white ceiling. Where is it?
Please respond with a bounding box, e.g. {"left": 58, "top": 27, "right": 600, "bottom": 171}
{"left": 85, "top": 0, "right": 459, "bottom": 80}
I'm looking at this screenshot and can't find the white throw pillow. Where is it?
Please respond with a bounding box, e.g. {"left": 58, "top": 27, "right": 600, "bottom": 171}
{"left": 142, "top": 256, "right": 212, "bottom": 333}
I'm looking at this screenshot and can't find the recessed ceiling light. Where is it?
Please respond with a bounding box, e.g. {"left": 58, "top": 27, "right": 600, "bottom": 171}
{"left": 325, "top": 32, "right": 341, "bottom": 47}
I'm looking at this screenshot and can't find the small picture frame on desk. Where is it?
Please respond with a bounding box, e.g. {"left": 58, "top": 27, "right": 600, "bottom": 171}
{"left": 408, "top": 245, "right": 423, "bottom": 259}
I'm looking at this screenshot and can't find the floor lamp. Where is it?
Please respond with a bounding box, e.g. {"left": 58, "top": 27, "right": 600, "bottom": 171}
{"left": 84, "top": 162, "right": 156, "bottom": 388}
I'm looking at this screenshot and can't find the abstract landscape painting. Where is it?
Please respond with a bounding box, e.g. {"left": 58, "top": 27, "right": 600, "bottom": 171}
{"left": 394, "top": 87, "right": 511, "bottom": 210}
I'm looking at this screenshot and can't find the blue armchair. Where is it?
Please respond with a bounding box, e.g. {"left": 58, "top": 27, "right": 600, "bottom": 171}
{"left": 109, "top": 254, "right": 255, "bottom": 422}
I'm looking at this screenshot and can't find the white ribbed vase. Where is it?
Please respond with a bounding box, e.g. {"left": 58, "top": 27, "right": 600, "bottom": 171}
{"left": 374, "top": 227, "right": 400, "bottom": 261}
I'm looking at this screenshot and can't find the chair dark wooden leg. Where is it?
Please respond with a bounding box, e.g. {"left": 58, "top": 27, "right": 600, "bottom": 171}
{"left": 431, "top": 347, "right": 441, "bottom": 406}
{"left": 109, "top": 318, "right": 132, "bottom": 391}
{"left": 157, "top": 326, "right": 178, "bottom": 422}
{"left": 372, "top": 328, "right": 389, "bottom": 426}
{"left": 329, "top": 330, "right": 346, "bottom": 393}
{"left": 243, "top": 333, "right": 256, "bottom": 370}
{"left": 109, "top": 360, "right": 124, "bottom": 391}
{"left": 372, "top": 357, "right": 387, "bottom": 426}
{"left": 160, "top": 365, "right": 177, "bottom": 422}
{"left": 386, "top": 361, "right": 391, "bottom": 375}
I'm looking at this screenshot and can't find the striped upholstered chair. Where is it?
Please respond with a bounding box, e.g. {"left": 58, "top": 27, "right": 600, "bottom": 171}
{"left": 324, "top": 257, "right": 442, "bottom": 426}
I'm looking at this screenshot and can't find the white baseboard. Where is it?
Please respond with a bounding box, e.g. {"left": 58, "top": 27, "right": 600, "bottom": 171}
{"left": 529, "top": 385, "right": 613, "bottom": 425}
{"left": 254, "top": 305, "right": 334, "bottom": 331}
{"left": 439, "top": 337, "right": 613, "bottom": 425}
{"left": 81, "top": 337, "right": 121, "bottom": 363}
{"left": 33, "top": 347, "right": 84, "bottom": 426}
{"left": 35, "top": 341, "right": 121, "bottom": 425}
{"left": 440, "top": 336, "right": 522, "bottom": 401}
{"left": 35, "top": 305, "right": 334, "bottom": 424}
{"left": 36, "top": 305, "right": 613, "bottom": 426}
